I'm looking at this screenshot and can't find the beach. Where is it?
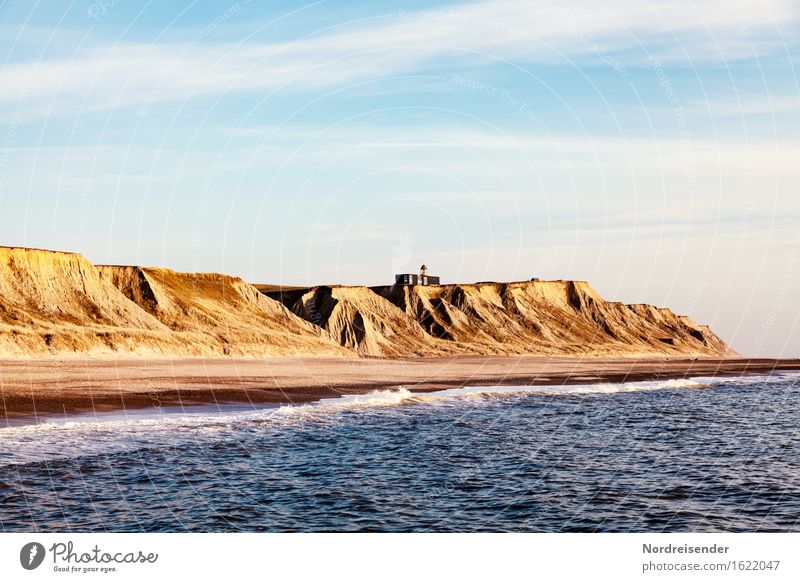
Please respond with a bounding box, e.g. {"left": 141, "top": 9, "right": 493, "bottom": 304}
{"left": 2, "top": 355, "right": 798, "bottom": 420}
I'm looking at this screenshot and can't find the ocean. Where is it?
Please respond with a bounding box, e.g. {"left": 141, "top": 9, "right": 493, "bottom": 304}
{"left": 1, "top": 373, "right": 798, "bottom": 532}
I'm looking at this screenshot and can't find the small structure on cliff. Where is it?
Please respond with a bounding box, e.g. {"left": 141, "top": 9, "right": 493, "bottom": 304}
{"left": 395, "top": 264, "right": 440, "bottom": 286}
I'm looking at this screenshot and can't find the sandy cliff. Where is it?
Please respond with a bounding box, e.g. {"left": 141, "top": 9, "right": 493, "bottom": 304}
{"left": 277, "top": 286, "right": 455, "bottom": 357}
{"left": 0, "top": 247, "right": 348, "bottom": 356}
{"left": 98, "top": 266, "right": 349, "bottom": 356}
{"left": 0, "top": 246, "right": 731, "bottom": 358}
{"left": 269, "top": 281, "right": 731, "bottom": 358}
{"left": 0, "top": 247, "right": 168, "bottom": 355}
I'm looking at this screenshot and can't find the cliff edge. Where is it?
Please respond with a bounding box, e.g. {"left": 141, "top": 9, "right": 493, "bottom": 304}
{"left": 267, "top": 280, "right": 731, "bottom": 358}
{"left": 0, "top": 246, "right": 733, "bottom": 358}
{"left": 0, "top": 247, "right": 348, "bottom": 356}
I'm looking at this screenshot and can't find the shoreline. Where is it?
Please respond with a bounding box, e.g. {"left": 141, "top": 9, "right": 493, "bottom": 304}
{"left": 1, "top": 355, "right": 798, "bottom": 421}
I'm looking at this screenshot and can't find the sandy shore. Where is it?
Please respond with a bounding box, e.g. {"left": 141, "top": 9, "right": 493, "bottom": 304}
{"left": 1, "top": 355, "right": 798, "bottom": 420}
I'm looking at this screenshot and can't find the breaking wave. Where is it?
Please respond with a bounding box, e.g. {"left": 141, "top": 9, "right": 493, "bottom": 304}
{"left": 0, "top": 373, "right": 795, "bottom": 468}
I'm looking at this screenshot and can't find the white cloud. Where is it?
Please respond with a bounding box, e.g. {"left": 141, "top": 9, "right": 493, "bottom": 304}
{"left": 2, "top": 0, "right": 798, "bottom": 115}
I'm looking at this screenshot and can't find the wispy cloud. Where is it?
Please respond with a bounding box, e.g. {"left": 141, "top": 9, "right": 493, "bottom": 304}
{"left": 2, "top": 0, "right": 798, "bottom": 116}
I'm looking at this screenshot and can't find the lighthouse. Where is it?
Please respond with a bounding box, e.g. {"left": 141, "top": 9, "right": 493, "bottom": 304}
{"left": 394, "top": 264, "right": 440, "bottom": 286}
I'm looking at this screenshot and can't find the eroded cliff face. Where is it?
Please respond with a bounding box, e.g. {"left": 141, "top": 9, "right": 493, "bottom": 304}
{"left": 97, "top": 266, "right": 352, "bottom": 357}
{"left": 0, "top": 247, "right": 168, "bottom": 355}
{"left": 0, "top": 247, "right": 349, "bottom": 356}
{"left": 269, "top": 281, "right": 731, "bottom": 358}
{"left": 278, "top": 286, "right": 455, "bottom": 357}
{"left": 0, "top": 246, "right": 731, "bottom": 358}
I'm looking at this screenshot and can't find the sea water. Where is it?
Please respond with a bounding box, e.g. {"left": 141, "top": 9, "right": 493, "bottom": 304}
{"left": 1, "top": 373, "right": 798, "bottom": 532}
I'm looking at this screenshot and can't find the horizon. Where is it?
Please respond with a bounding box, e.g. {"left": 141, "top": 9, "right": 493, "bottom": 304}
{"left": 1, "top": 0, "right": 798, "bottom": 357}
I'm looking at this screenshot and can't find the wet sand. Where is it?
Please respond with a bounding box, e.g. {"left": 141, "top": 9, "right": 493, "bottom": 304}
{"left": 1, "top": 355, "right": 798, "bottom": 420}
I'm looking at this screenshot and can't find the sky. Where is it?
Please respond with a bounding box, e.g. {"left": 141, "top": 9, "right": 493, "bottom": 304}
{"left": 0, "top": 0, "right": 798, "bottom": 356}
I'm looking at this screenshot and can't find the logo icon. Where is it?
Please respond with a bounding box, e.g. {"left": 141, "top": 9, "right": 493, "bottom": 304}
{"left": 20, "top": 542, "right": 46, "bottom": 570}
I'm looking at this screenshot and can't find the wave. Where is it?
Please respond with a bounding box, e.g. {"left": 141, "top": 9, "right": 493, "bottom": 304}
{"left": 1, "top": 373, "right": 796, "bottom": 467}
{"left": 424, "top": 377, "right": 706, "bottom": 399}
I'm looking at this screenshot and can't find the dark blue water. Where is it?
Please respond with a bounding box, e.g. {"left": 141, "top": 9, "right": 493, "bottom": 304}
{"left": 1, "top": 374, "right": 798, "bottom": 532}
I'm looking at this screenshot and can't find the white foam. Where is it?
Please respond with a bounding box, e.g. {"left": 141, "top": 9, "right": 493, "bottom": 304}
{"left": 427, "top": 377, "right": 706, "bottom": 399}
{"left": 319, "top": 387, "right": 418, "bottom": 407}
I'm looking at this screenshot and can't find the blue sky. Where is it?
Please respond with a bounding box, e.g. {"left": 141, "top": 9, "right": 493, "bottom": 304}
{"left": 1, "top": 0, "right": 799, "bottom": 356}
